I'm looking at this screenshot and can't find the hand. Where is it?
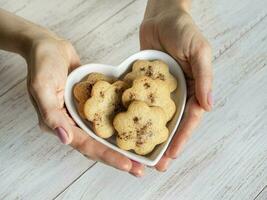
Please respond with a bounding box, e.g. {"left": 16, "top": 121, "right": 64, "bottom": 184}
{"left": 140, "top": 0, "right": 213, "bottom": 171}
{"left": 25, "top": 32, "right": 144, "bottom": 176}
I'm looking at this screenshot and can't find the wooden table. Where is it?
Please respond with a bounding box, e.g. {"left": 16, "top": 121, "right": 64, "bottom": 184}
{"left": 0, "top": 0, "right": 266, "bottom": 199}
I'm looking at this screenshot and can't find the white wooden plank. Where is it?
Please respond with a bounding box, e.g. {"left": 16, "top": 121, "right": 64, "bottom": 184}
{"left": 191, "top": 0, "right": 267, "bottom": 60}
{"left": 0, "top": 0, "right": 137, "bottom": 199}
{"left": 0, "top": 0, "right": 266, "bottom": 199}
{"left": 55, "top": 3, "right": 267, "bottom": 200}
{"left": 0, "top": 80, "right": 93, "bottom": 200}
{"left": 0, "top": 0, "right": 135, "bottom": 95}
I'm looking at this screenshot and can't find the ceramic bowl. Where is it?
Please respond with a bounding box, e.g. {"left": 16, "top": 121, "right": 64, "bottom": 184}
{"left": 64, "top": 50, "right": 187, "bottom": 166}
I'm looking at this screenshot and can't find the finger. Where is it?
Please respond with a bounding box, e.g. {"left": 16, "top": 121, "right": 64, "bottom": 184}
{"left": 30, "top": 80, "right": 74, "bottom": 144}
{"left": 190, "top": 41, "right": 213, "bottom": 111}
{"left": 62, "top": 108, "right": 76, "bottom": 126}
{"left": 70, "top": 126, "right": 132, "bottom": 172}
{"left": 64, "top": 41, "right": 81, "bottom": 71}
{"left": 129, "top": 160, "right": 145, "bottom": 177}
{"left": 166, "top": 97, "right": 204, "bottom": 159}
{"left": 27, "top": 77, "right": 53, "bottom": 133}
{"left": 155, "top": 155, "right": 172, "bottom": 172}
{"left": 69, "top": 49, "right": 80, "bottom": 71}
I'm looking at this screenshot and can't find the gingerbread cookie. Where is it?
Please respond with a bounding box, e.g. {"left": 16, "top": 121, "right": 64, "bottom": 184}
{"left": 73, "top": 73, "right": 114, "bottom": 118}
{"left": 83, "top": 80, "right": 128, "bottom": 138}
{"left": 124, "top": 60, "right": 177, "bottom": 92}
{"left": 113, "top": 101, "right": 169, "bottom": 155}
{"left": 122, "top": 76, "right": 176, "bottom": 121}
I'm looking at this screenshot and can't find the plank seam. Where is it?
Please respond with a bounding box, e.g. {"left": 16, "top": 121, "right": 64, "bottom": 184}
{"left": 52, "top": 161, "right": 98, "bottom": 200}
{"left": 253, "top": 185, "right": 267, "bottom": 200}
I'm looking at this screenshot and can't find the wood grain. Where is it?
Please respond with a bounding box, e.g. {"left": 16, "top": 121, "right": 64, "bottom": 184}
{"left": 0, "top": 80, "right": 93, "bottom": 200}
{"left": 56, "top": 1, "right": 267, "bottom": 200}
{"left": 0, "top": 0, "right": 266, "bottom": 199}
{"left": 0, "top": 0, "right": 136, "bottom": 199}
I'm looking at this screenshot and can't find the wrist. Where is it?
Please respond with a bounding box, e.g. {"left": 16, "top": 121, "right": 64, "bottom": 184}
{"left": 144, "top": 0, "right": 191, "bottom": 19}
{"left": 0, "top": 9, "right": 61, "bottom": 59}
{"left": 17, "top": 26, "right": 60, "bottom": 59}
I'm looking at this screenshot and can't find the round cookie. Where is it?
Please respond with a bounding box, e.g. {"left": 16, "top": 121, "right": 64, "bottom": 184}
{"left": 122, "top": 76, "right": 176, "bottom": 121}
{"left": 113, "top": 101, "right": 169, "bottom": 155}
{"left": 124, "top": 60, "right": 177, "bottom": 92}
{"left": 84, "top": 80, "right": 128, "bottom": 138}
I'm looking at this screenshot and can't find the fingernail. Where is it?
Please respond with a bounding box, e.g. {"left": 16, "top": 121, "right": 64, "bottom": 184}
{"left": 130, "top": 170, "right": 144, "bottom": 177}
{"left": 130, "top": 160, "right": 144, "bottom": 177}
{"left": 131, "top": 160, "right": 141, "bottom": 165}
{"left": 166, "top": 141, "right": 185, "bottom": 159}
{"left": 130, "top": 172, "right": 143, "bottom": 178}
{"left": 207, "top": 91, "right": 213, "bottom": 107}
{"left": 163, "top": 158, "right": 172, "bottom": 169}
{"left": 55, "top": 127, "right": 69, "bottom": 144}
{"left": 121, "top": 162, "right": 132, "bottom": 171}
{"left": 157, "top": 157, "right": 171, "bottom": 172}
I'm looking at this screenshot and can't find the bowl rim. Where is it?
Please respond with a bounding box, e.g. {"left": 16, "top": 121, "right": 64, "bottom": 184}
{"left": 64, "top": 50, "right": 187, "bottom": 166}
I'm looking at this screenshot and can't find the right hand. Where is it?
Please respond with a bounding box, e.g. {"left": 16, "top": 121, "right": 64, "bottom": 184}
{"left": 140, "top": 0, "right": 213, "bottom": 171}
{"left": 25, "top": 33, "right": 144, "bottom": 176}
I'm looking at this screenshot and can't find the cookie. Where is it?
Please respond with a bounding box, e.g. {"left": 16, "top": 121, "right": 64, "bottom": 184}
{"left": 76, "top": 102, "right": 86, "bottom": 119}
{"left": 124, "top": 60, "right": 177, "bottom": 92}
{"left": 113, "top": 101, "right": 169, "bottom": 155}
{"left": 122, "top": 76, "right": 176, "bottom": 121}
{"left": 73, "top": 73, "right": 114, "bottom": 118}
{"left": 87, "top": 72, "right": 114, "bottom": 85}
{"left": 83, "top": 80, "right": 128, "bottom": 138}
{"left": 73, "top": 81, "right": 92, "bottom": 104}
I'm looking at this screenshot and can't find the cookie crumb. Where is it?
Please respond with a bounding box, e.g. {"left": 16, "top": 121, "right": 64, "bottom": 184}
{"left": 129, "top": 92, "right": 135, "bottom": 100}
{"left": 93, "top": 113, "right": 102, "bottom": 122}
{"left": 145, "top": 65, "right": 153, "bottom": 77}
{"left": 158, "top": 73, "right": 165, "bottom": 81}
{"left": 133, "top": 116, "right": 139, "bottom": 123}
{"left": 140, "top": 67, "right": 145, "bottom": 71}
{"left": 148, "top": 93, "right": 155, "bottom": 103}
{"left": 100, "top": 91, "right": 104, "bottom": 98}
{"left": 143, "top": 83, "right": 150, "bottom": 89}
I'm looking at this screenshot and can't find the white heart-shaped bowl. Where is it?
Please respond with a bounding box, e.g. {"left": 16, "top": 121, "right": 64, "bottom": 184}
{"left": 64, "top": 50, "right": 187, "bottom": 166}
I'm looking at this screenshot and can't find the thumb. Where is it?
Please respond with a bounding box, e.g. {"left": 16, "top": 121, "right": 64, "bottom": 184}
{"left": 191, "top": 42, "right": 213, "bottom": 111}
{"left": 30, "top": 83, "right": 73, "bottom": 144}
{"left": 63, "top": 41, "right": 81, "bottom": 72}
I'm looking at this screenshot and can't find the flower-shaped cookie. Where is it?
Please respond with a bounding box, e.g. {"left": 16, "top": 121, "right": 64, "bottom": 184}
{"left": 73, "top": 73, "right": 114, "bottom": 118}
{"left": 86, "top": 72, "right": 114, "bottom": 85}
{"left": 84, "top": 80, "right": 128, "bottom": 138}
{"left": 124, "top": 60, "right": 177, "bottom": 92}
{"left": 122, "top": 76, "right": 176, "bottom": 121}
{"left": 113, "top": 101, "right": 169, "bottom": 155}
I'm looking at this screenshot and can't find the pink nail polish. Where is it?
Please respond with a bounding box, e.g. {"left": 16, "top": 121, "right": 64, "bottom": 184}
{"left": 207, "top": 91, "right": 213, "bottom": 107}
{"left": 55, "top": 127, "right": 68, "bottom": 144}
{"left": 131, "top": 160, "right": 140, "bottom": 165}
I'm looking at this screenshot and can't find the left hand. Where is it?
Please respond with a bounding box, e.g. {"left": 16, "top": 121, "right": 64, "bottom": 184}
{"left": 140, "top": 1, "right": 213, "bottom": 171}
